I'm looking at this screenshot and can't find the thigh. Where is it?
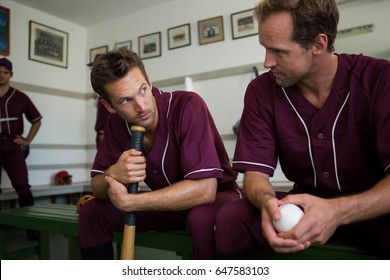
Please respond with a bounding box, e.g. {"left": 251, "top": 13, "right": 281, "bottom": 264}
{"left": 136, "top": 210, "right": 189, "bottom": 232}
{"left": 187, "top": 190, "right": 242, "bottom": 227}
{"left": 216, "top": 198, "right": 263, "bottom": 252}
{"left": 332, "top": 214, "right": 390, "bottom": 258}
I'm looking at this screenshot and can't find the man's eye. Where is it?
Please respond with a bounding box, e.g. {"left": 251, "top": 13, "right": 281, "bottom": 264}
{"left": 120, "top": 99, "right": 131, "bottom": 105}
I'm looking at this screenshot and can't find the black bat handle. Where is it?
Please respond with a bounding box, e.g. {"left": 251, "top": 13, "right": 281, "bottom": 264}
{"left": 124, "top": 125, "right": 145, "bottom": 226}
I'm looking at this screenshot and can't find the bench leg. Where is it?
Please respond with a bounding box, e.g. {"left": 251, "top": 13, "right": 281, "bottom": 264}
{"left": 38, "top": 231, "right": 50, "bottom": 260}
{"left": 0, "top": 227, "right": 6, "bottom": 259}
{"left": 68, "top": 235, "right": 81, "bottom": 259}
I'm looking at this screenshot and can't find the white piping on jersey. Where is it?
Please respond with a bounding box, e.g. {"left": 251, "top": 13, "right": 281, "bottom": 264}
{"left": 235, "top": 188, "right": 244, "bottom": 199}
{"left": 161, "top": 91, "right": 173, "bottom": 185}
{"left": 281, "top": 87, "right": 317, "bottom": 188}
{"left": 161, "top": 132, "right": 172, "bottom": 185}
{"left": 2, "top": 89, "right": 16, "bottom": 134}
{"left": 385, "top": 164, "right": 390, "bottom": 173}
{"left": 91, "top": 169, "right": 104, "bottom": 174}
{"left": 231, "top": 160, "right": 275, "bottom": 172}
{"left": 185, "top": 168, "right": 224, "bottom": 178}
{"left": 125, "top": 121, "right": 131, "bottom": 135}
{"left": 331, "top": 92, "right": 350, "bottom": 191}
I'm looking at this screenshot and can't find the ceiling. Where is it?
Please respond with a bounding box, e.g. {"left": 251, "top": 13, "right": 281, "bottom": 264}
{"left": 9, "top": 0, "right": 383, "bottom": 28}
{"left": 10, "top": 0, "right": 175, "bottom": 27}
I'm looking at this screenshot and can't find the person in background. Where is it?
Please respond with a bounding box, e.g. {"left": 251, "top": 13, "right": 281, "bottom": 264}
{"left": 0, "top": 58, "right": 42, "bottom": 218}
{"left": 87, "top": 54, "right": 110, "bottom": 149}
{"left": 216, "top": 0, "right": 390, "bottom": 259}
{"left": 78, "top": 49, "right": 243, "bottom": 259}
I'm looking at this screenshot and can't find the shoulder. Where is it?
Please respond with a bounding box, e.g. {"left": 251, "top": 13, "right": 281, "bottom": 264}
{"left": 155, "top": 87, "right": 206, "bottom": 108}
{"left": 338, "top": 53, "right": 390, "bottom": 76}
{"left": 9, "top": 87, "right": 31, "bottom": 101}
{"left": 245, "top": 71, "right": 279, "bottom": 104}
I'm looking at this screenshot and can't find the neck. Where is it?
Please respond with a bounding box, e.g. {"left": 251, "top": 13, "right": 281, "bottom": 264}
{"left": 0, "top": 84, "right": 10, "bottom": 97}
{"left": 298, "top": 53, "right": 338, "bottom": 108}
{"left": 143, "top": 108, "right": 159, "bottom": 152}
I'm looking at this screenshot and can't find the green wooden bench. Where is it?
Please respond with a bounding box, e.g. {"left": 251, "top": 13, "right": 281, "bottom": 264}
{"left": 0, "top": 204, "right": 376, "bottom": 260}
{"left": 0, "top": 204, "right": 192, "bottom": 260}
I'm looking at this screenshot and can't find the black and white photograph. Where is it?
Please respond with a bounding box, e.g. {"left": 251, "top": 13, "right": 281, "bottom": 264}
{"left": 138, "top": 32, "right": 161, "bottom": 59}
{"left": 89, "top": 45, "right": 108, "bottom": 65}
{"left": 168, "top": 24, "right": 191, "bottom": 50}
{"left": 231, "top": 9, "right": 258, "bottom": 39}
{"left": 198, "top": 16, "right": 224, "bottom": 45}
{"left": 28, "top": 21, "right": 68, "bottom": 68}
{"left": 114, "top": 40, "right": 132, "bottom": 50}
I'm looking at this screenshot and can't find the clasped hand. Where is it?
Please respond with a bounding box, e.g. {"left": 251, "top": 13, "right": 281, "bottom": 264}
{"left": 262, "top": 194, "right": 340, "bottom": 253}
{"left": 105, "top": 149, "right": 146, "bottom": 211}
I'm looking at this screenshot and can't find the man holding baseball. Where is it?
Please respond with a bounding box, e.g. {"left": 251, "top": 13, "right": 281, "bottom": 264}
{"left": 78, "top": 48, "right": 243, "bottom": 259}
{"left": 216, "top": 0, "right": 390, "bottom": 259}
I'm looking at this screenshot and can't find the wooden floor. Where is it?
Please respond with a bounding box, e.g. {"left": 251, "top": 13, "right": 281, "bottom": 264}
{"left": 3, "top": 227, "right": 182, "bottom": 260}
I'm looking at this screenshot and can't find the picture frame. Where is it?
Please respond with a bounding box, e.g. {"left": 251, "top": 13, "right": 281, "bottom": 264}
{"left": 198, "top": 16, "right": 224, "bottom": 45}
{"left": 168, "top": 23, "right": 191, "bottom": 50}
{"left": 231, "top": 9, "right": 258, "bottom": 40}
{"left": 29, "top": 21, "right": 68, "bottom": 68}
{"left": 89, "top": 45, "right": 108, "bottom": 64}
{"left": 138, "top": 32, "right": 161, "bottom": 59}
{"left": 0, "top": 6, "right": 10, "bottom": 56}
{"left": 114, "top": 40, "right": 132, "bottom": 50}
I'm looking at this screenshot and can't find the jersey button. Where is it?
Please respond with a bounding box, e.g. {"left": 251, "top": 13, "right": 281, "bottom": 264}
{"left": 152, "top": 169, "right": 158, "bottom": 174}
{"left": 317, "top": 133, "right": 324, "bottom": 139}
{"left": 323, "top": 172, "right": 329, "bottom": 178}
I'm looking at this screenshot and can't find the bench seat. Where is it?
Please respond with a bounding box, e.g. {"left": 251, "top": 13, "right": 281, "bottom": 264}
{"left": 0, "top": 204, "right": 377, "bottom": 260}
{"left": 0, "top": 204, "right": 192, "bottom": 260}
{"left": 0, "top": 183, "right": 92, "bottom": 209}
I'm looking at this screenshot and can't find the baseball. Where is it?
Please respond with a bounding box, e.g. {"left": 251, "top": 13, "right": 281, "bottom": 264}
{"left": 273, "top": 204, "right": 304, "bottom": 232}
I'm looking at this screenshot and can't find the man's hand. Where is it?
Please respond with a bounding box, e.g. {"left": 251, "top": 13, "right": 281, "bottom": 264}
{"left": 264, "top": 193, "right": 339, "bottom": 253}
{"left": 14, "top": 135, "right": 29, "bottom": 146}
{"left": 105, "top": 175, "right": 132, "bottom": 211}
{"left": 261, "top": 194, "right": 308, "bottom": 253}
{"left": 106, "top": 149, "right": 146, "bottom": 185}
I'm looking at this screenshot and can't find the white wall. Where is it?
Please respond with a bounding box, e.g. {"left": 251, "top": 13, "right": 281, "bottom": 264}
{"left": 2, "top": 0, "right": 90, "bottom": 187}
{"left": 1, "top": 0, "right": 390, "bottom": 190}
{"left": 86, "top": 0, "right": 390, "bottom": 185}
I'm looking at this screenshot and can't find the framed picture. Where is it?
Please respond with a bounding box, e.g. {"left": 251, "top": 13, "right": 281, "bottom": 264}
{"left": 89, "top": 45, "right": 108, "bottom": 64}
{"left": 0, "top": 6, "right": 10, "bottom": 56}
{"left": 138, "top": 32, "right": 161, "bottom": 59}
{"left": 168, "top": 23, "right": 191, "bottom": 50}
{"left": 231, "top": 9, "right": 258, "bottom": 40}
{"left": 29, "top": 21, "right": 68, "bottom": 68}
{"left": 114, "top": 40, "right": 132, "bottom": 50}
{"left": 198, "top": 16, "right": 224, "bottom": 45}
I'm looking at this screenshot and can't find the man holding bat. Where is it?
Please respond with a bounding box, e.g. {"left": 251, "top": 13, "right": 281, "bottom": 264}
{"left": 79, "top": 49, "right": 243, "bottom": 259}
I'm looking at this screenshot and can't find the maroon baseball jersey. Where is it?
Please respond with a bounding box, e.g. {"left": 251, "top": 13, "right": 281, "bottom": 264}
{"left": 233, "top": 53, "right": 390, "bottom": 196}
{"left": 94, "top": 97, "right": 110, "bottom": 133}
{"left": 0, "top": 87, "right": 42, "bottom": 135}
{"left": 91, "top": 87, "right": 239, "bottom": 192}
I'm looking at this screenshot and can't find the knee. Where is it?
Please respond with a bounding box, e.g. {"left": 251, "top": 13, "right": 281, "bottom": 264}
{"left": 79, "top": 197, "right": 100, "bottom": 224}
{"left": 187, "top": 205, "right": 216, "bottom": 233}
{"left": 215, "top": 200, "right": 243, "bottom": 231}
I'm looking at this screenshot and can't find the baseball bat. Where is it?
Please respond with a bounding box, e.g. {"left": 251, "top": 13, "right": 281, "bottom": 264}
{"left": 121, "top": 125, "right": 145, "bottom": 260}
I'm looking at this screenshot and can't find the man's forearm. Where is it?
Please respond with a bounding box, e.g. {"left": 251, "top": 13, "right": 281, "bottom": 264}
{"left": 335, "top": 174, "right": 390, "bottom": 225}
{"left": 243, "top": 171, "right": 275, "bottom": 209}
{"left": 91, "top": 174, "right": 110, "bottom": 199}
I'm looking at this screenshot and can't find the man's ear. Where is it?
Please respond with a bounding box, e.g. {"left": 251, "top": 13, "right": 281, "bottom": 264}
{"left": 101, "top": 98, "right": 116, "bottom": 114}
{"left": 312, "top": 33, "right": 328, "bottom": 55}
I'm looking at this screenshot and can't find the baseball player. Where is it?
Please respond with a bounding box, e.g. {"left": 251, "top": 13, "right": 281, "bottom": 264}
{"left": 78, "top": 49, "right": 243, "bottom": 259}
{"left": 0, "top": 58, "right": 42, "bottom": 213}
